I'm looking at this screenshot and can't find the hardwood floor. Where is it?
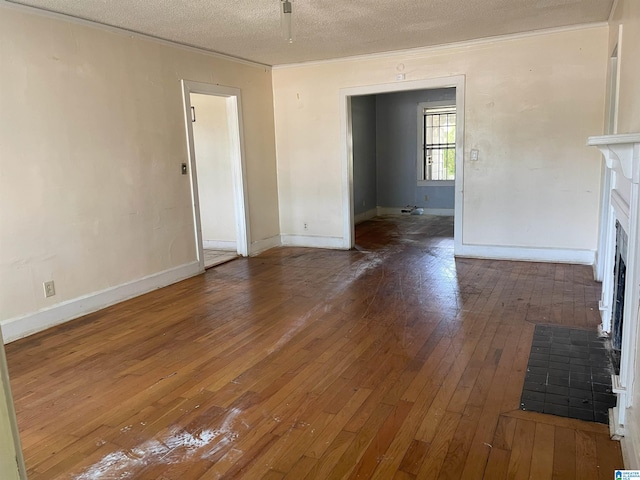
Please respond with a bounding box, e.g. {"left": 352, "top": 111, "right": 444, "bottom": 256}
{"left": 6, "top": 215, "right": 623, "bottom": 479}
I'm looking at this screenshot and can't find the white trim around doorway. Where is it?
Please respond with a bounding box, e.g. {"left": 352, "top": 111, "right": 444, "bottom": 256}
{"left": 181, "top": 81, "right": 251, "bottom": 270}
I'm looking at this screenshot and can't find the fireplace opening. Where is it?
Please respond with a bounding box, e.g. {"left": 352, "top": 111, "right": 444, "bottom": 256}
{"left": 611, "top": 220, "right": 628, "bottom": 373}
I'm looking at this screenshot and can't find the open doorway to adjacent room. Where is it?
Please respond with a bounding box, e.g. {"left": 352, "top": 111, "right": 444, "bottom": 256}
{"left": 340, "top": 76, "right": 464, "bottom": 253}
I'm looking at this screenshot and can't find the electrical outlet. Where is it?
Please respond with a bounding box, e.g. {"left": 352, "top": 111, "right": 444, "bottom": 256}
{"left": 43, "top": 280, "right": 56, "bottom": 298}
{"left": 424, "top": 195, "right": 429, "bottom": 202}
{"left": 304, "top": 222, "right": 308, "bottom": 230}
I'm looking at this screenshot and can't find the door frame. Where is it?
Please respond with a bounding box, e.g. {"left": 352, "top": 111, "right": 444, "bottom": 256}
{"left": 339, "top": 75, "right": 465, "bottom": 252}
{"left": 181, "top": 80, "right": 251, "bottom": 268}
{"left": 0, "top": 329, "right": 27, "bottom": 479}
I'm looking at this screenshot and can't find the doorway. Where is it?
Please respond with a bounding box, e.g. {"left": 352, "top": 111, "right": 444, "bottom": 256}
{"left": 340, "top": 76, "right": 465, "bottom": 253}
{"left": 181, "top": 81, "right": 250, "bottom": 270}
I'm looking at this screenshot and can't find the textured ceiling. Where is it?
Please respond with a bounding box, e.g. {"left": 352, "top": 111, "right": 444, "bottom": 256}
{"left": 5, "top": 0, "right": 614, "bottom": 66}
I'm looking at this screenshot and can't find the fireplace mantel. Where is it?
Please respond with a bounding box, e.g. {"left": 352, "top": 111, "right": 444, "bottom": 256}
{"left": 588, "top": 133, "right": 640, "bottom": 182}
{"left": 589, "top": 133, "right": 640, "bottom": 439}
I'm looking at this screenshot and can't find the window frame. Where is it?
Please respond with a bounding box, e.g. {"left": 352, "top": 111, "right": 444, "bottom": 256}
{"left": 417, "top": 102, "right": 457, "bottom": 187}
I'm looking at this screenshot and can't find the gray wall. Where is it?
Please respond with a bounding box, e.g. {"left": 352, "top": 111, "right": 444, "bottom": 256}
{"left": 376, "top": 88, "right": 456, "bottom": 210}
{"left": 352, "top": 95, "right": 377, "bottom": 215}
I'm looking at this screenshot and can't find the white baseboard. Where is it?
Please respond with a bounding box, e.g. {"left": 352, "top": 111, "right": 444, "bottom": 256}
{"left": 424, "top": 208, "right": 454, "bottom": 216}
{"left": 377, "top": 207, "right": 403, "bottom": 215}
{"left": 250, "top": 234, "right": 281, "bottom": 256}
{"left": 354, "top": 208, "right": 377, "bottom": 225}
{"left": 620, "top": 407, "right": 640, "bottom": 469}
{"left": 376, "top": 207, "right": 454, "bottom": 216}
{"left": 456, "top": 244, "right": 596, "bottom": 265}
{"left": 1, "top": 261, "right": 202, "bottom": 343}
{"left": 281, "top": 234, "right": 347, "bottom": 249}
{"left": 203, "top": 240, "right": 236, "bottom": 250}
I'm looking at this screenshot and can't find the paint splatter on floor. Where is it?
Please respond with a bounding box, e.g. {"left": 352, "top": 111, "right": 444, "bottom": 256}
{"left": 73, "top": 409, "right": 245, "bottom": 479}
{"left": 73, "top": 429, "right": 217, "bottom": 479}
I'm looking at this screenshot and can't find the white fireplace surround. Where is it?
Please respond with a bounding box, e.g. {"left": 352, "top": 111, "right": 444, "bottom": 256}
{"left": 588, "top": 133, "right": 640, "bottom": 441}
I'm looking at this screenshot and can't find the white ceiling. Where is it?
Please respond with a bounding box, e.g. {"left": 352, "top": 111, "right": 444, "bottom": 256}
{"left": 5, "top": 0, "right": 614, "bottom": 66}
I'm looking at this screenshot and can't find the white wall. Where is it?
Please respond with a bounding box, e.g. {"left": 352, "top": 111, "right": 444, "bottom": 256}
{"left": 0, "top": 5, "right": 279, "bottom": 338}
{"left": 609, "top": 0, "right": 640, "bottom": 468}
{"left": 191, "top": 93, "right": 237, "bottom": 245}
{"left": 272, "top": 26, "right": 608, "bottom": 253}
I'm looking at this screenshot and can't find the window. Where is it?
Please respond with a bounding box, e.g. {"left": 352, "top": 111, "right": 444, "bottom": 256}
{"left": 419, "top": 106, "right": 456, "bottom": 182}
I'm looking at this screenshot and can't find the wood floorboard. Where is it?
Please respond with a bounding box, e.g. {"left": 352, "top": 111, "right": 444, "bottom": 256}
{"left": 529, "top": 422, "right": 555, "bottom": 480}
{"left": 5, "top": 215, "right": 624, "bottom": 479}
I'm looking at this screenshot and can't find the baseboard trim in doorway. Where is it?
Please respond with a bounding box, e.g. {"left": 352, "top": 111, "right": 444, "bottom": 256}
{"left": 1, "top": 261, "right": 202, "bottom": 344}
{"left": 376, "top": 207, "right": 455, "bottom": 216}
{"left": 250, "top": 234, "right": 282, "bottom": 256}
{"left": 281, "top": 234, "right": 346, "bottom": 250}
{"left": 203, "top": 240, "right": 237, "bottom": 250}
{"left": 354, "top": 208, "right": 377, "bottom": 225}
{"left": 456, "top": 244, "right": 596, "bottom": 265}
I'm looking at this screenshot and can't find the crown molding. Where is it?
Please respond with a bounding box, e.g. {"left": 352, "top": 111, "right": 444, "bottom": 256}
{"left": 273, "top": 22, "right": 608, "bottom": 70}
